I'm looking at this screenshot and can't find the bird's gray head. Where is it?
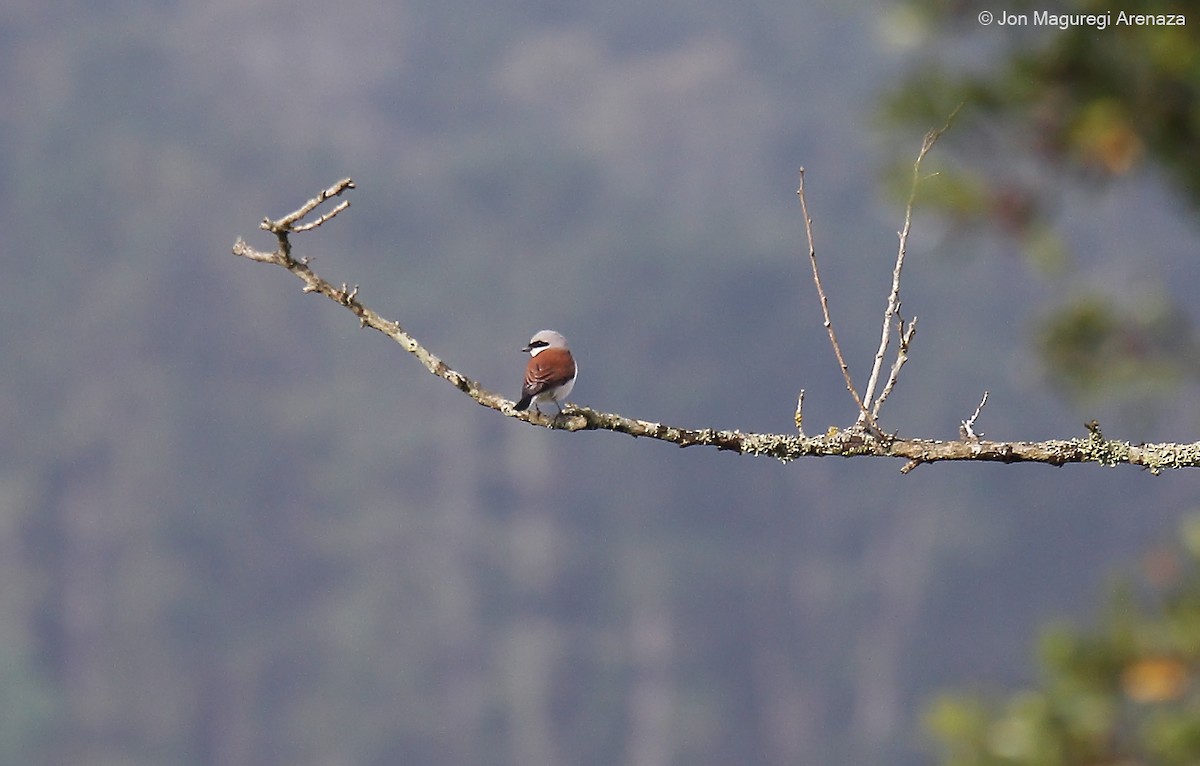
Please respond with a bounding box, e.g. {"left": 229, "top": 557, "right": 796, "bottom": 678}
{"left": 523, "top": 330, "right": 569, "bottom": 356}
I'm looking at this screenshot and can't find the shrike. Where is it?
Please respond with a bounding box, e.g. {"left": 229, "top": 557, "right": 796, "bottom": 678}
{"left": 514, "top": 330, "right": 577, "bottom": 414}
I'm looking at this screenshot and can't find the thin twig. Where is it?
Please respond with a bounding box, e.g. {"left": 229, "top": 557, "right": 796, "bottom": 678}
{"left": 959, "top": 391, "right": 989, "bottom": 440}
{"left": 870, "top": 315, "right": 917, "bottom": 422}
{"left": 860, "top": 108, "right": 960, "bottom": 426}
{"left": 797, "top": 168, "right": 869, "bottom": 420}
{"left": 292, "top": 200, "right": 351, "bottom": 232}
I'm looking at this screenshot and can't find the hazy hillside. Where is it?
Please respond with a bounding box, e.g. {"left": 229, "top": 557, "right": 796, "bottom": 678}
{"left": 1, "top": 0, "right": 1196, "bottom": 764}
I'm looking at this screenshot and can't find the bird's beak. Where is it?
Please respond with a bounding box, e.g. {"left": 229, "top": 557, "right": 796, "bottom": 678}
{"left": 521, "top": 344, "right": 532, "bottom": 353}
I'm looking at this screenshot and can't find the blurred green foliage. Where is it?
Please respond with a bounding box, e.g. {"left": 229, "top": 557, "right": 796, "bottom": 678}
{"left": 889, "top": 0, "right": 1200, "bottom": 204}
{"left": 927, "top": 514, "right": 1200, "bottom": 765}
{"left": 885, "top": 0, "right": 1200, "bottom": 405}
{"left": 1037, "top": 292, "right": 1194, "bottom": 400}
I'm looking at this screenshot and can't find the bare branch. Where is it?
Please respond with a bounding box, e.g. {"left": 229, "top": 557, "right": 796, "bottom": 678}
{"left": 231, "top": 176, "right": 1200, "bottom": 473}
{"left": 796, "top": 168, "right": 869, "bottom": 421}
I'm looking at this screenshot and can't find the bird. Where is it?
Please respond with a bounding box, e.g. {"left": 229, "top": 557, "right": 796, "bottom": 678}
{"left": 514, "top": 330, "right": 577, "bottom": 414}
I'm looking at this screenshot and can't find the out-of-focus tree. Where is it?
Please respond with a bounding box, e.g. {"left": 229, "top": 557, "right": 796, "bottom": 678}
{"left": 883, "top": 0, "right": 1200, "bottom": 405}
{"left": 926, "top": 513, "right": 1200, "bottom": 765}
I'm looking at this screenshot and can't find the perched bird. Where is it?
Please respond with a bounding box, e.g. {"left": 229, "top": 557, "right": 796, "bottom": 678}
{"left": 514, "top": 330, "right": 577, "bottom": 414}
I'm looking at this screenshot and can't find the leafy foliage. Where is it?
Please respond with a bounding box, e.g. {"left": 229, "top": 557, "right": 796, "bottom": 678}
{"left": 886, "top": 0, "right": 1200, "bottom": 405}
{"left": 1036, "top": 293, "right": 1195, "bottom": 400}
{"left": 928, "top": 515, "right": 1200, "bottom": 765}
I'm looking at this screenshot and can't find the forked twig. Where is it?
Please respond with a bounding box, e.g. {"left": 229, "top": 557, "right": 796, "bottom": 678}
{"left": 235, "top": 178, "right": 356, "bottom": 267}
{"left": 268, "top": 177, "right": 355, "bottom": 233}
{"left": 960, "top": 391, "right": 989, "bottom": 440}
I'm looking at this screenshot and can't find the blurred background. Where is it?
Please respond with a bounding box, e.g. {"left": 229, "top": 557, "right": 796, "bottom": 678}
{"left": 3, "top": 0, "right": 1200, "bottom": 764}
